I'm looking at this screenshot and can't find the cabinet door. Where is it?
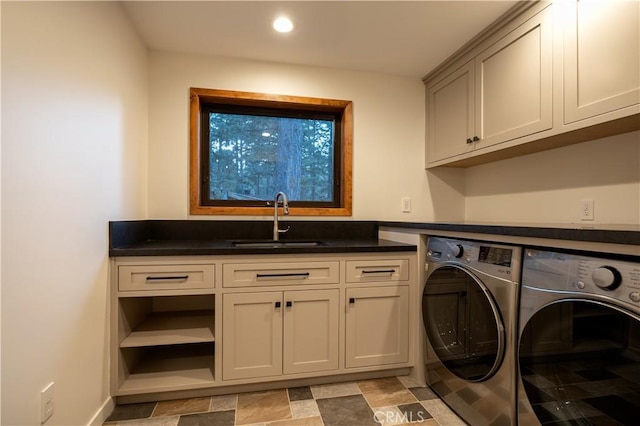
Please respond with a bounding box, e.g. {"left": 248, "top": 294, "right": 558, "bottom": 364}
{"left": 345, "top": 286, "right": 409, "bottom": 368}
{"left": 563, "top": 0, "right": 640, "bottom": 124}
{"left": 425, "top": 61, "right": 475, "bottom": 163}
{"left": 222, "top": 292, "right": 283, "bottom": 380}
{"left": 475, "top": 6, "right": 553, "bottom": 148}
{"left": 283, "top": 289, "right": 339, "bottom": 375}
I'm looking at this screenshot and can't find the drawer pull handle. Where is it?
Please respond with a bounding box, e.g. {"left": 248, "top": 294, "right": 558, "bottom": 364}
{"left": 362, "top": 269, "right": 396, "bottom": 274}
{"left": 256, "top": 272, "right": 310, "bottom": 279}
{"left": 145, "top": 275, "right": 189, "bottom": 282}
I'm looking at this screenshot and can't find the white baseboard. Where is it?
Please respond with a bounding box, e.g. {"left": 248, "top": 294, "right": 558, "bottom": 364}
{"left": 88, "top": 396, "right": 115, "bottom": 426}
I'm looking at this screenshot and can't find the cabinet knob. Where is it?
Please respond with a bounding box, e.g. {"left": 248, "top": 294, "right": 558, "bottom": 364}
{"left": 275, "top": 301, "right": 281, "bottom": 308}
{"left": 286, "top": 301, "right": 292, "bottom": 307}
{"left": 472, "top": 136, "right": 479, "bottom": 142}
{"left": 466, "top": 138, "right": 473, "bottom": 144}
{"left": 349, "top": 297, "right": 355, "bottom": 304}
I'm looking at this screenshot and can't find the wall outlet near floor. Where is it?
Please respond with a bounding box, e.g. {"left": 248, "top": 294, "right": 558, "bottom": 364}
{"left": 41, "top": 382, "right": 55, "bottom": 423}
{"left": 401, "top": 197, "right": 412, "bottom": 213}
{"left": 581, "top": 199, "right": 594, "bottom": 221}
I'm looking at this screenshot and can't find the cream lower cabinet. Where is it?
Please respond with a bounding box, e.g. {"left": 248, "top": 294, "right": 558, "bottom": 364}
{"left": 112, "top": 253, "right": 414, "bottom": 399}
{"left": 222, "top": 289, "right": 339, "bottom": 380}
{"left": 112, "top": 261, "right": 217, "bottom": 396}
{"left": 345, "top": 286, "right": 409, "bottom": 368}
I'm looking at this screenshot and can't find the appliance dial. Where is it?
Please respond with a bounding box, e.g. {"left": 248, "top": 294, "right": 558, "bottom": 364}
{"left": 630, "top": 292, "right": 640, "bottom": 303}
{"left": 576, "top": 281, "right": 585, "bottom": 289}
{"left": 592, "top": 266, "right": 622, "bottom": 290}
{"left": 452, "top": 244, "right": 464, "bottom": 258}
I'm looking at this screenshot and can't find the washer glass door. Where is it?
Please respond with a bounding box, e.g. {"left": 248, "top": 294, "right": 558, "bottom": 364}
{"left": 423, "top": 265, "right": 505, "bottom": 382}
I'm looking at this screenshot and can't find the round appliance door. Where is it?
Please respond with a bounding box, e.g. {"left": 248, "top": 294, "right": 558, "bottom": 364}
{"left": 423, "top": 264, "right": 505, "bottom": 382}
{"left": 519, "top": 300, "right": 640, "bottom": 425}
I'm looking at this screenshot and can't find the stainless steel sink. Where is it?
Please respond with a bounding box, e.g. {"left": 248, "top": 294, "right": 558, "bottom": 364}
{"left": 231, "top": 240, "right": 325, "bottom": 248}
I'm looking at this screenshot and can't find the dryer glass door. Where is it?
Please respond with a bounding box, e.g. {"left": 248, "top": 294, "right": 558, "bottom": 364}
{"left": 519, "top": 300, "right": 640, "bottom": 425}
{"left": 423, "top": 265, "right": 505, "bottom": 382}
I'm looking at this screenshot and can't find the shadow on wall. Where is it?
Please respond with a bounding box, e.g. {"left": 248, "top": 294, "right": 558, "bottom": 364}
{"left": 426, "top": 167, "right": 465, "bottom": 221}
{"left": 463, "top": 131, "right": 640, "bottom": 197}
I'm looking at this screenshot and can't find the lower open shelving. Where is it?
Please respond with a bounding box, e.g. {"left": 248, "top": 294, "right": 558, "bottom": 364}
{"left": 118, "top": 343, "right": 215, "bottom": 394}
{"left": 116, "top": 294, "right": 216, "bottom": 395}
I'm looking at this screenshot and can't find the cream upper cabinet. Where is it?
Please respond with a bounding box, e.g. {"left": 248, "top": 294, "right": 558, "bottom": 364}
{"left": 426, "top": 61, "right": 475, "bottom": 163}
{"left": 425, "top": 4, "right": 553, "bottom": 165}
{"left": 562, "top": 0, "right": 640, "bottom": 124}
{"left": 474, "top": 5, "right": 553, "bottom": 149}
{"left": 424, "top": 0, "right": 639, "bottom": 168}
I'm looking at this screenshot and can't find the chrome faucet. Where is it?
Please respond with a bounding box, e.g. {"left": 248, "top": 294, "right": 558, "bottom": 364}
{"left": 273, "top": 191, "right": 290, "bottom": 240}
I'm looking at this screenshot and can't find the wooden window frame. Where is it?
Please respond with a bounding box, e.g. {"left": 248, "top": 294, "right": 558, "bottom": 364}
{"left": 189, "top": 88, "right": 353, "bottom": 216}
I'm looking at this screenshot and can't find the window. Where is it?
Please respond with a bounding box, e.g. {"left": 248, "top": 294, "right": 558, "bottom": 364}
{"left": 190, "top": 88, "right": 352, "bottom": 216}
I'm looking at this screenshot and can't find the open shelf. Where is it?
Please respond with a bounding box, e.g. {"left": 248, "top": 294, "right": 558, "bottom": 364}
{"left": 118, "top": 343, "right": 215, "bottom": 394}
{"left": 121, "top": 310, "right": 214, "bottom": 347}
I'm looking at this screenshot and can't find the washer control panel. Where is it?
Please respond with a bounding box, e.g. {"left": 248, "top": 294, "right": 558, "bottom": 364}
{"left": 523, "top": 249, "right": 640, "bottom": 312}
{"left": 426, "top": 237, "right": 521, "bottom": 282}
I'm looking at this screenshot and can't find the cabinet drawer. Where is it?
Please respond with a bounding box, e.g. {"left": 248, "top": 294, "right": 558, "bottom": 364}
{"left": 223, "top": 261, "right": 339, "bottom": 288}
{"left": 346, "top": 259, "right": 409, "bottom": 283}
{"left": 118, "top": 264, "right": 215, "bottom": 292}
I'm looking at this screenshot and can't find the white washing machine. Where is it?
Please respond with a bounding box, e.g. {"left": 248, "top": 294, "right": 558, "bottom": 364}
{"left": 423, "top": 237, "right": 521, "bottom": 426}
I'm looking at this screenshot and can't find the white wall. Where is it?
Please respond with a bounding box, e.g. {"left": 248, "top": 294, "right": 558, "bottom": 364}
{"left": 147, "top": 51, "right": 464, "bottom": 222}
{"left": 146, "top": 49, "right": 640, "bottom": 227}
{"left": 464, "top": 131, "right": 640, "bottom": 224}
{"left": 1, "top": 2, "right": 148, "bottom": 425}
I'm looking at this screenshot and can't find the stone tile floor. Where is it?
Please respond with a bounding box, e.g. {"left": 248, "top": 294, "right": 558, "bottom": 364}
{"left": 104, "top": 376, "right": 466, "bottom": 426}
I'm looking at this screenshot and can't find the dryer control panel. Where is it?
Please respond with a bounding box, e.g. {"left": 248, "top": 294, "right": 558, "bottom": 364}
{"left": 426, "top": 237, "right": 521, "bottom": 282}
{"left": 523, "top": 249, "right": 640, "bottom": 313}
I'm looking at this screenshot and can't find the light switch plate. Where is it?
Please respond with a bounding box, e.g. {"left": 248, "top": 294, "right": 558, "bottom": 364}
{"left": 41, "top": 382, "right": 55, "bottom": 423}
{"left": 401, "top": 197, "right": 411, "bottom": 213}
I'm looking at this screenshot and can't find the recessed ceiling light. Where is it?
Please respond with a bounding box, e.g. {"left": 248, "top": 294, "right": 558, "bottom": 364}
{"left": 273, "top": 16, "right": 294, "bottom": 33}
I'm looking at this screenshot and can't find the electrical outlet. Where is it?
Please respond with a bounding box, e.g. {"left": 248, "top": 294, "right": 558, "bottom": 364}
{"left": 41, "top": 382, "right": 55, "bottom": 423}
{"left": 581, "top": 199, "right": 594, "bottom": 221}
{"left": 401, "top": 197, "right": 412, "bottom": 213}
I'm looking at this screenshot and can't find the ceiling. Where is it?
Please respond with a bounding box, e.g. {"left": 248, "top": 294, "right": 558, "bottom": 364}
{"left": 122, "top": 1, "right": 519, "bottom": 78}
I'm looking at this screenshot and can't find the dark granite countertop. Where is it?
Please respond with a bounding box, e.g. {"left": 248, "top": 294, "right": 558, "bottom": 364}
{"left": 109, "top": 238, "right": 415, "bottom": 256}
{"left": 109, "top": 220, "right": 639, "bottom": 257}
{"left": 109, "top": 220, "right": 416, "bottom": 257}
{"left": 379, "top": 221, "right": 640, "bottom": 247}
